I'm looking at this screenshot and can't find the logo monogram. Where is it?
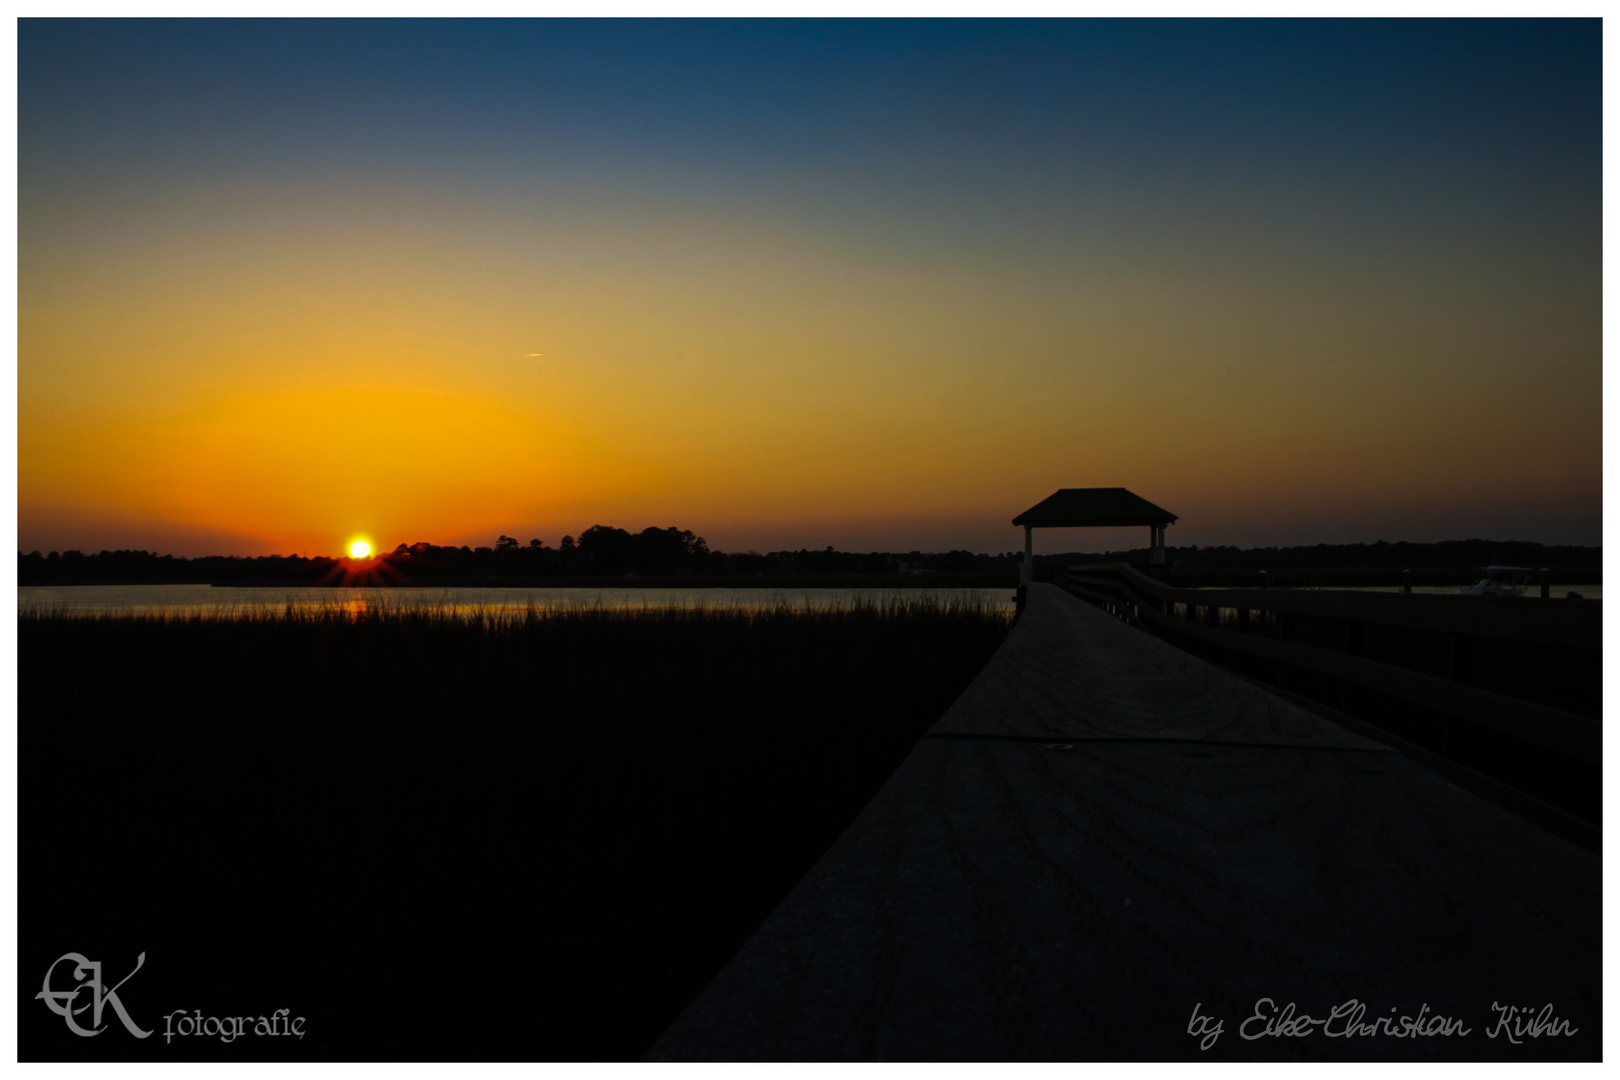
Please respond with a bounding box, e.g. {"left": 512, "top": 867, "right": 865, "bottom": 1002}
{"left": 36, "top": 952, "right": 152, "bottom": 1038}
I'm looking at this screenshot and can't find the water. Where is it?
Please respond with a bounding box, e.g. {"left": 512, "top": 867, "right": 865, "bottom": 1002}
{"left": 17, "top": 583, "right": 1019, "bottom": 619}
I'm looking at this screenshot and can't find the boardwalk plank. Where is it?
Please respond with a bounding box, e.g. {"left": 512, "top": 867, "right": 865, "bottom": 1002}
{"left": 649, "top": 584, "right": 1599, "bottom": 1060}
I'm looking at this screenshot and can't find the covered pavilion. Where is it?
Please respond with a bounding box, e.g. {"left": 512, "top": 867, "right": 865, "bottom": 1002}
{"left": 1012, "top": 488, "right": 1178, "bottom": 581}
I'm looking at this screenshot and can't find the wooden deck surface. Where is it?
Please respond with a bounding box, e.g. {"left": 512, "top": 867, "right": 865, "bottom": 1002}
{"left": 648, "top": 584, "right": 1599, "bottom": 1061}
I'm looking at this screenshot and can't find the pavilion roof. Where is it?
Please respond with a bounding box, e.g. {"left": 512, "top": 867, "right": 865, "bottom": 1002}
{"left": 1012, "top": 488, "right": 1178, "bottom": 528}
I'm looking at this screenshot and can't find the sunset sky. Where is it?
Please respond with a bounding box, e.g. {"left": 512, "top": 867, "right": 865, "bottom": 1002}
{"left": 19, "top": 19, "right": 1600, "bottom": 557}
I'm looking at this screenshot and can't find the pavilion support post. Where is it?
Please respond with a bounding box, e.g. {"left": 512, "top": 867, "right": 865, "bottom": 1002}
{"left": 1022, "top": 525, "right": 1034, "bottom": 584}
{"left": 1150, "top": 524, "right": 1167, "bottom": 566}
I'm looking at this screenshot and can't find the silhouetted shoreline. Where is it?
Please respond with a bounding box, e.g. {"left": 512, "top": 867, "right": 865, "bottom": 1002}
{"left": 16, "top": 535, "right": 1602, "bottom": 588}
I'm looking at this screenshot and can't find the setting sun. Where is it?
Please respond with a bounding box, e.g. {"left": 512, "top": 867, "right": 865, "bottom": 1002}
{"left": 349, "top": 539, "right": 373, "bottom": 559}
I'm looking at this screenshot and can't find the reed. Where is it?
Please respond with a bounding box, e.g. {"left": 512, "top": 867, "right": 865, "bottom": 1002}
{"left": 20, "top": 596, "right": 1011, "bottom": 1060}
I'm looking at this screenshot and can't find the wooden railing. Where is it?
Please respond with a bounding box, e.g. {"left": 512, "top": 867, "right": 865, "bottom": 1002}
{"left": 1056, "top": 562, "right": 1600, "bottom": 836}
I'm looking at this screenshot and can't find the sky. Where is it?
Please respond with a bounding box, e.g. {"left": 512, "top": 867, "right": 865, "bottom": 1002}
{"left": 18, "top": 19, "right": 1601, "bottom": 557}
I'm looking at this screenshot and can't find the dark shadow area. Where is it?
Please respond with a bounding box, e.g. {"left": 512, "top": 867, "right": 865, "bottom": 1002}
{"left": 20, "top": 599, "right": 1011, "bottom": 1061}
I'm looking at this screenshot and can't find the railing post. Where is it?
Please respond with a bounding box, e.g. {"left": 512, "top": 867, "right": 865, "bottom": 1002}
{"left": 1140, "top": 524, "right": 1167, "bottom": 565}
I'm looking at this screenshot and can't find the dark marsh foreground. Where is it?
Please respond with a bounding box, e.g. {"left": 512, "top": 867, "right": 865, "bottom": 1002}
{"left": 20, "top": 598, "right": 1012, "bottom": 1061}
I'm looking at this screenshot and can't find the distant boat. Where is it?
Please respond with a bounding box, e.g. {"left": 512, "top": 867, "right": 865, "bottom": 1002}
{"left": 1458, "top": 565, "right": 1534, "bottom": 597}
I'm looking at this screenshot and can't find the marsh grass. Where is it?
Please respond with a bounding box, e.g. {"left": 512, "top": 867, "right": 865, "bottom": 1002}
{"left": 20, "top": 596, "right": 1010, "bottom": 1061}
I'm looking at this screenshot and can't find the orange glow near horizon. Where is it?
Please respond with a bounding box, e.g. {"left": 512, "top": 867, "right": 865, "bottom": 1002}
{"left": 15, "top": 336, "right": 1602, "bottom": 556}
{"left": 17, "top": 333, "right": 1600, "bottom": 557}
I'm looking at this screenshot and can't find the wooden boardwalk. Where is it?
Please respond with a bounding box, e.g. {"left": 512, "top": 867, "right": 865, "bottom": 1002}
{"left": 648, "top": 583, "right": 1599, "bottom": 1060}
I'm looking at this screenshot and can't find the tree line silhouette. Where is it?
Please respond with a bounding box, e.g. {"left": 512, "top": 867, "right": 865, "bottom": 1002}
{"left": 17, "top": 524, "right": 1018, "bottom": 585}
{"left": 16, "top": 528, "right": 1600, "bottom": 586}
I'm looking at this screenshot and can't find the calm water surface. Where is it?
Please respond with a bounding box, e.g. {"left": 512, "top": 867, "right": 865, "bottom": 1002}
{"left": 18, "top": 583, "right": 1019, "bottom": 618}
